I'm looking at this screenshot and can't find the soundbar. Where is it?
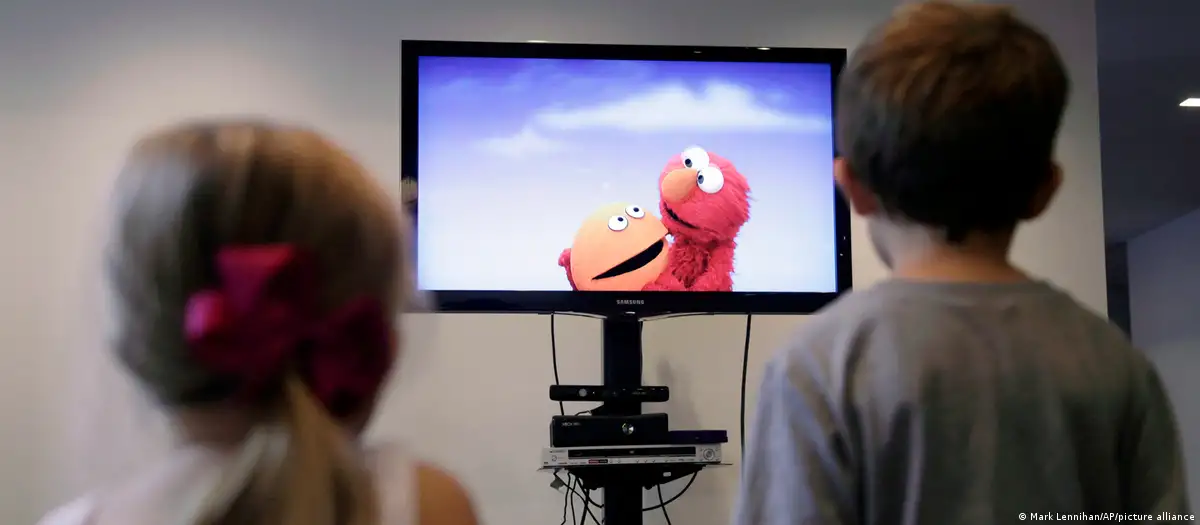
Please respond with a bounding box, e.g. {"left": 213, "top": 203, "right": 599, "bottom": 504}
{"left": 542, "top": 443, "right": 722, "bottom": 467}
{"left": 549, "top": 385, "right": 669, "bottom": 403}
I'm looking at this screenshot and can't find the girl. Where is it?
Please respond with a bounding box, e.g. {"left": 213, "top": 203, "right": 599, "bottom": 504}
{"left": 39, "top": 121, "right": 479, "bottom": 525}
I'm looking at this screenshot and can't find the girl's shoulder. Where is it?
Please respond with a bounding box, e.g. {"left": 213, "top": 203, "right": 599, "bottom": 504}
{"left": 413, "top": 462, "right": 477, "bottom": 525}
{"left": 36, "top": 495, "right": 96, "bottom": 525}
{"left": 367, "top": 441, "right": 478, "bottom": 525}
{"left": 35, "top": 442, "right": 475, "bottom": 525}
{"left": 364, "top": 440, "right": 419, "bottom": 521}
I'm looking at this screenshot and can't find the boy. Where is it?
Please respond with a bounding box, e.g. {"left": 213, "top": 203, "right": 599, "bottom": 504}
{"left": 733, "top": 2, "right": 1189, "bottom": 524}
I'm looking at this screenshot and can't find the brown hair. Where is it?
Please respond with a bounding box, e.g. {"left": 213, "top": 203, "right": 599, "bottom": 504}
{"left": 836, "top": 0, "right": 1070, "bottom": 243}
{"left": 107, "top": 120, "right": 409, "bottom": 525}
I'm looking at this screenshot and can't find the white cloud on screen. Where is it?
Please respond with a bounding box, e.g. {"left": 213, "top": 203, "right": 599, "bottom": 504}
{"left": 764, "top": 89, "right": 791, "bottom": 105}
{"left": 432, "top": 76, "right": 534, "bottom": 98}
{"left": 533, "top": 82, "right": 829, "bottom": 132}
{"left": 431, "top": 61, "right": 654, "bottom": 100}
{"left": 477, "top": 127, "right": 561, "bottom": 158}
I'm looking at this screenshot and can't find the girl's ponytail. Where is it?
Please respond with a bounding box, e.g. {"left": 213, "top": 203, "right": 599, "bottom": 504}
{"left": 190, "top": 375, "right": 378, "bottom": 525}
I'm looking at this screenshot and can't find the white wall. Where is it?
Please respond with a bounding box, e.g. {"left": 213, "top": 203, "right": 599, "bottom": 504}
{"left": 1128, "top": 206, "right": 1200, "bottom": 507}
{"left": 0, "top": 0, "right": 1104, "bottom": 523}
{"left": 996, "top": 0, "right": 1107, "bottom": 315}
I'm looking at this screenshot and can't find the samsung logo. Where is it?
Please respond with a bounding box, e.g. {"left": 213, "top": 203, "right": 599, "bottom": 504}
{"left": 615, "top": 299, "right": 644, "bottom": 305}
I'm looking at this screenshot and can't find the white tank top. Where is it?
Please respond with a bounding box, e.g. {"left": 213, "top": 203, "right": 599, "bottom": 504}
{"left": 37, "top": 443, "right": 417, "bottom": 525}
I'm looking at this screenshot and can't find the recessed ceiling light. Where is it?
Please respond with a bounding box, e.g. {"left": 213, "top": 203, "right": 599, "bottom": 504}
{"left": 1180, "top": 97, "right": 1200, "bottom": 107}
{"left": 526, "top": 40, "right": 549, "bottom": 44}
{"left": 757, "top": 47, "right": 771, "bottom": 50}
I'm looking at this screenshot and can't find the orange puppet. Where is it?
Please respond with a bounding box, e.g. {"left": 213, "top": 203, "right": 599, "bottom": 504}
{"left": 556, "top": 203, "right": 679, "bottom": 291}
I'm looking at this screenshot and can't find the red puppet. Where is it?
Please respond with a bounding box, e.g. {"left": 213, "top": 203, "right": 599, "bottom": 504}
{"left": 653, "top": 146, "right": 750, "bottom": 292}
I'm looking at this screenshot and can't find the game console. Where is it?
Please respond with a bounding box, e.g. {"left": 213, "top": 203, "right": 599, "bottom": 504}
{"left": 550, "top": 413, "right": 669, "bottom": 447}
{"left": 542, "top": 443, "right": 723, "bottom": 467}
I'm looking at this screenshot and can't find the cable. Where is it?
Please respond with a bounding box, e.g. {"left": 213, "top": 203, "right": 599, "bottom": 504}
{"left": 551, "top": 313, "right": 571, "bottom": 524}
{"left": 548, "top": 312, "right": 609, "bottom": 523}
{"left": 560, "top": 469, "right": 695, "bottom": 515}
{"left": 656, "top": 484, "right": 673, "bottom": 525}
{"left": 568, "top": 475, "right": 578, "bottom": 525}
{"left": 641, "top": 472, "right": 698, "bottom": 512}
{"left": 547, "top": 312, "right": 612, "bottom": 523}
{"left": 558, "top": 473, "right": 570, "bottom": 525}
{"left": 554, "top": 471, "right": 602, "bottom": 523}
{"left": 566, "top": 474, "right": 698, "bottom": 515}
{"left": 551, "top": 312, "right": 564, "bottom": 416}
{"left": 570, "top": 479, "right": 602, "bottom": 509}
{"left": 739, "top": 314, "right": 753, "bottom": 460}
{"left": 579, "top": 488, "right": 602, "bottom": 524}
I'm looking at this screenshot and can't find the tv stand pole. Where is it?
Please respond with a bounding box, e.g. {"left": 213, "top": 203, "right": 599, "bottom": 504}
{"left": 598, "top": 313, "right": 644, "bottom": 525}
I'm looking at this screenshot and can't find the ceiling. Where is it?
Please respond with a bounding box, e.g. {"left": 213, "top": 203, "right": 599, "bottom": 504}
{"left": 1096, "top": 0, "right": 1200, "bottom": 242}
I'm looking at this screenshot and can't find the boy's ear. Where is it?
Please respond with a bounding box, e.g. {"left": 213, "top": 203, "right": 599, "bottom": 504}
{"left": 834, "top": 158, "right": 879, "bottom": 216}
{"left": 1023, "top": 162, "right": 1062, "bottom": 220}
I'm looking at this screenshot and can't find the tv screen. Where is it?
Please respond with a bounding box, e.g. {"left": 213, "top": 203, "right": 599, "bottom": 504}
{"left": 402, "top": 41, "right": 850, "bottom": 314}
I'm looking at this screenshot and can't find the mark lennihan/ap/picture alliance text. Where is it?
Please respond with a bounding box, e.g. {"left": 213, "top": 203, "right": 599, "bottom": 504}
{"left": 1024, "top": 512, "right": 1196, "bottom": 521}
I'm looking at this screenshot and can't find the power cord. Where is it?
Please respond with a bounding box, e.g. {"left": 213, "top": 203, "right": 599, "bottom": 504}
{"left": 740, "top": 314, "right": 752, "bottom": 460}
{"left": 558, "top": 473, "right": 570, "bottom": 525}
{"left": 551, "top": 312, "right": 564, "bottom": 417}
{"left": 656, "top": 484, "right": 673, "bottom": 525}
{"left": 569, "top": 475, "right": 578, "bottom": 525}
{"left": 553, "top": 471, "right": 601, "bottom": 524}
{"left": 579, "top": 487, "right": 601, "bottom": 524}
{"left": 551, "top": 313, "right": 577, "bottom": 524}
{"left": 640, "top": 472, "right": 697, "bottom": 512}
{"left": 550, "top": 312, "right": 603, "bottom": 522}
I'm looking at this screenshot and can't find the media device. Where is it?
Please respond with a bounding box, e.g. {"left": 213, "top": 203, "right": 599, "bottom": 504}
{"left": 402, "top": 40, "right": 850, "bottom": 316}
{"left": 548, "top": 384, "right": 670, "bottom": 403}
{"left": 550, "top": 413, "right": 670, "bottom": 447}
{"left": 542, "top": 443, "right": 723, "bottom": 467}
{"left": 402, "top": 40, "right": 847, "bottom": 525}
{"left": 668, "top": 430, "right": 729, "bottom": 445}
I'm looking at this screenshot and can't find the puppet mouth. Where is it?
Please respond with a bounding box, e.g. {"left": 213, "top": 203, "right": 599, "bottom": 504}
{"left": 663, "top": 205, "right": 700, "bottom": 229}
{"left": 593, "top": 239, "right": 665, "bottom": 280}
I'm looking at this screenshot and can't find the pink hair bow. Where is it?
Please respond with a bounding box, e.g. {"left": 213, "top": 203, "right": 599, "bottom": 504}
{"left": 183, "top": 245, "right": 392, "bottom": 418}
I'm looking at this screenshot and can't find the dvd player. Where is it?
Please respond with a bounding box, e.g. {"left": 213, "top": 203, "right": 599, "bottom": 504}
{"left": 542, "top": 443, "right": 722, "bottom": 467}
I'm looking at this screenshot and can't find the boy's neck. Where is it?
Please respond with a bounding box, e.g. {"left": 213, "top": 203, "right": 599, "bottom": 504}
{"left": 880, "top": 224, "right": 1030, "bottom": 284}
{"left": 891, "top": 252, "right": 1029, "bottom": 283}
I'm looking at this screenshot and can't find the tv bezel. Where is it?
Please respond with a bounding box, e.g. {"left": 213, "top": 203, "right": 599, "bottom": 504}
{"left": 401, "top": 40, "right": 851, "bottom": 315}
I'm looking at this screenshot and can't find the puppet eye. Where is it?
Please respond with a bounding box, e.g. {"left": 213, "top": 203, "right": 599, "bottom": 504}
{"left": 625, "top": 205, "right": 646, "bottom": 219}
{"left": 608, "top": 215, "right": 629, "bottom": 231}
{"left": 681, "top": 146, "right": 710, "bottom": 170}
{"left": 697, "top": 166, "right": 724, "bottom": 194}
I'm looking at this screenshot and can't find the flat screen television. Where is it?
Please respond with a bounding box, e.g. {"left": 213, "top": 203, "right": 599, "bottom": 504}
{"left": 401, "top": 40, "right": 850, "bottom": 315}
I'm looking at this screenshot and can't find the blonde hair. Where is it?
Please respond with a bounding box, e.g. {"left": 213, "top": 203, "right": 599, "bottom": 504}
{"left": 107, "top": 120, "right": 408, "bottom": 525}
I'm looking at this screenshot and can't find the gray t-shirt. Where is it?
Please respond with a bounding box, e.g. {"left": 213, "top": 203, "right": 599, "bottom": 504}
{"left": 734, "top": 280, "right": 1189, "bottom": 525}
